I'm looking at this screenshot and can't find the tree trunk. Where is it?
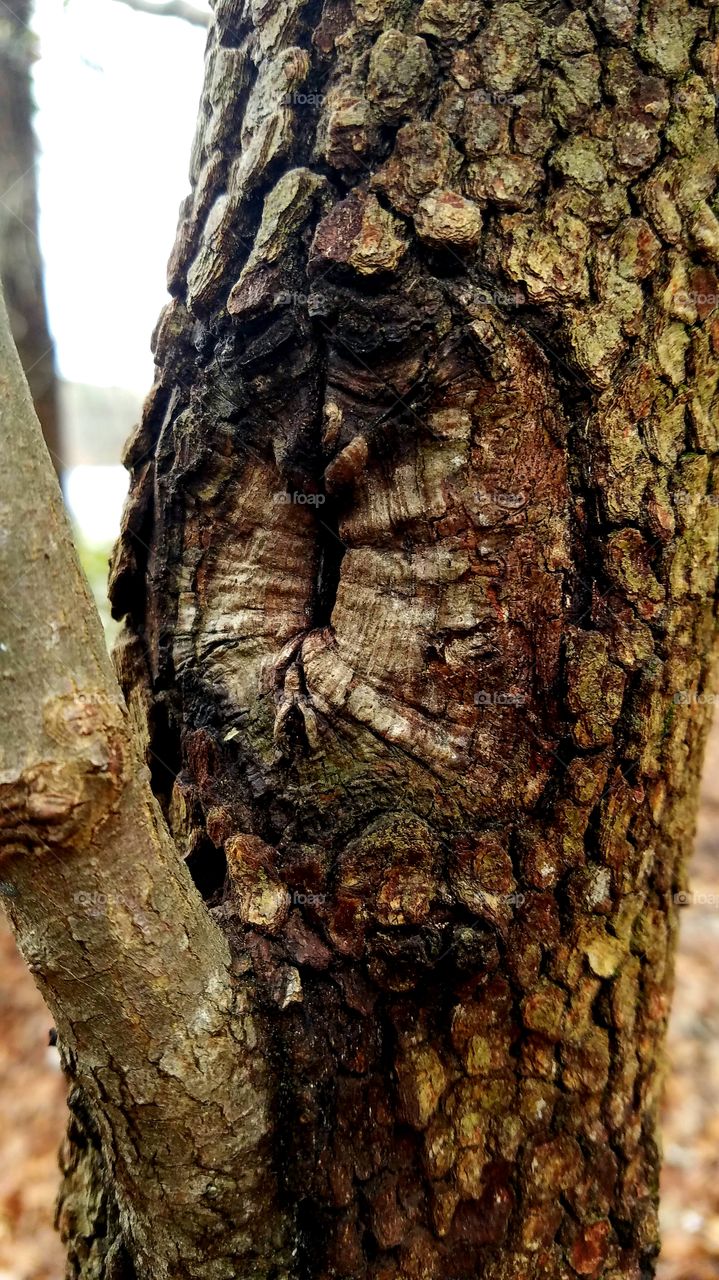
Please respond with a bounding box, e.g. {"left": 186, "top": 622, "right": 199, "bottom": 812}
{"left": 15, "top": 0, "right": 719, "bottom": 1275}
{"left": 0, "top": 0, "right": 61, "bottom": 468}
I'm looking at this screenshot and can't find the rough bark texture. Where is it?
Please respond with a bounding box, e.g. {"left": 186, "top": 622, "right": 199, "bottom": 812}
{"left": 0, "top": 0, "right": 61, "bottom": 467}
{"left": 84, "top": 0, "right": 719, "bottom": 1275}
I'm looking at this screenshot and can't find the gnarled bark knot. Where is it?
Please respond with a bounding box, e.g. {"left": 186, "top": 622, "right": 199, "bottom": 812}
{"left": 163, "top": 309, "right": 572, "bottom": 828}
{"left": 0, "top": 690, "right": 128, "bottom": 858}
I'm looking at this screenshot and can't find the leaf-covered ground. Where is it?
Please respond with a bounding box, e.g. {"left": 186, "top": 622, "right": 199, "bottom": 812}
{"left": 659, "top": 714, "right": 719, "bottom": 1280}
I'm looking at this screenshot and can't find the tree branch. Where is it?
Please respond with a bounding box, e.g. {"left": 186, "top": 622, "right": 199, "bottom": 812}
{"left": 0, "top": 288, "right": 289, "bottom": 1277}
{"left": 112, "top": 0, "right": 210, "bottom": 27}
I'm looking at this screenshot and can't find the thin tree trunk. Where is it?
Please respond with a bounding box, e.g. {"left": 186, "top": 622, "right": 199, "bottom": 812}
{"left": 6, "top": 0, "right": 719, "bottom": 1275}
{"left": 0, "top": 0, "right": 61, "bottom": 469}
{"left": 0, "top": 288, "right": 290, "bottom": 1279}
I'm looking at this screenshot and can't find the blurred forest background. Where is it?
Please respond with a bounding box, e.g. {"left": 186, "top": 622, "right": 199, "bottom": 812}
{"left": 0, "top": 2, "right": 717, "bottom": 1277}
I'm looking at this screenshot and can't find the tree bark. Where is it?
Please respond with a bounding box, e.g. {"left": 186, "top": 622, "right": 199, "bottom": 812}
{"left": 6, "top": 0, "right": 719, "bottom": 1276}
{"left": 0, "top": 0, "right": 61, "bottom": 469}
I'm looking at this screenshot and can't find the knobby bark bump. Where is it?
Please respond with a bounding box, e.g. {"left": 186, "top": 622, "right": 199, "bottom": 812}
{"left": 4, "top": 0, "right": 719, "bottom": 1276}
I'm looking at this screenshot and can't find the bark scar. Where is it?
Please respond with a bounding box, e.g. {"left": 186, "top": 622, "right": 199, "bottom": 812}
{"left": 0, "top": 691, "right": 128, "bottom": 858}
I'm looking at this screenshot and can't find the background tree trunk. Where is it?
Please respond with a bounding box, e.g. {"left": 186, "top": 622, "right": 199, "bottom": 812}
{"left": 0, "top": 0, "right": 61, "bottom": 469}
{"left": 111, "top": 0, "right": 210, "bottom": 27}
{"left": 63, "top": 0, "right": 719, "bottom": 1275}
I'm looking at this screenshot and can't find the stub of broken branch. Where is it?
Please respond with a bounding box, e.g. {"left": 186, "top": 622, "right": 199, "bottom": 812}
{"left": 0, "top": 286, "right": 290, "bottom": 1277}
{"left": 0, "top": 690, "right": 127, "bottom": 858}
